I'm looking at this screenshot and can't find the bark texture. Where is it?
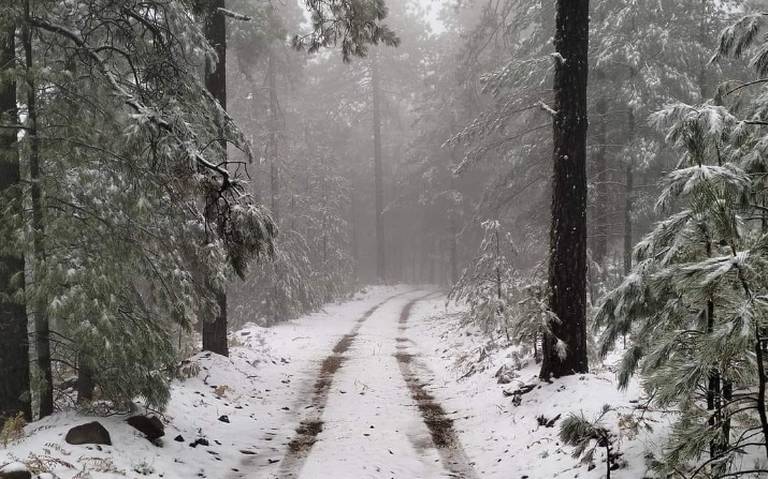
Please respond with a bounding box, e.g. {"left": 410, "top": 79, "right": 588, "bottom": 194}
{"left": 0, "top": 20, "right": 32, "bottom": 422}
{"left": 268, "top": 50, "right": 279, "bottom": 224}
{"left": 200, "top": 0, "right": 229, "bottom": 357}
{"left": 372, "top": 52, "right": 385, "bottom": 283}
{"left": 540, "top": 0, "right": 590, "bottom": 379}
{"left": 623, "top": 108, "right": 635, "bottom": 276}
{"left": 23, "top": 0, "right": 54, "bottom": 417}
{"left": 591, "top": 95, "right": 608, "bottom": 269}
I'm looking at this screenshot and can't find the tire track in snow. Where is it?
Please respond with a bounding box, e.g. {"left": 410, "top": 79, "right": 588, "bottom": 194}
{"left": 395, "top": 298, "right": 479, "bottom": 479}
{"left": 274, "top": 292, "right": 411, "bottom": 479}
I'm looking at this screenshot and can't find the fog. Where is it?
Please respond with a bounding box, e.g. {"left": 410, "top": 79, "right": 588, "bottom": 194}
{"left": 5, "top": 1, "right": 768, "bottom": 477}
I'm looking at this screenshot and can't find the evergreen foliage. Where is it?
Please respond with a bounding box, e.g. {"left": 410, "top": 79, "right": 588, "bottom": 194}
{"left": 560, "top": 405, "right": 623, "bottom": 478}
{"left": 595, "top": 100, "right": 768, "bottom": 473}
{"left": 2, "top": 0, "right": 276, "bottom": 408}
{"left": 449, "top": 220, "right": 517, "bottom": 339}
{"left": 449, "top": 220, "right": 554, "bottom": 356}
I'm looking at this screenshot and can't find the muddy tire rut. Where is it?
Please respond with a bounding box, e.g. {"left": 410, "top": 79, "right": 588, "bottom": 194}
{"left": 249, "top": 291, "right": 476, "bottom": 479}
{"left": 276, "top": 296, "right": 397, "bottom": 478}
{"left": 395, "top": 298, "right": 479, "bottom": 479}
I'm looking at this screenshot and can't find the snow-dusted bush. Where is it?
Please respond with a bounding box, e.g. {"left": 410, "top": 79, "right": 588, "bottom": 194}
{"left": 450, "top": 220, "right": 558, "bottom": 356}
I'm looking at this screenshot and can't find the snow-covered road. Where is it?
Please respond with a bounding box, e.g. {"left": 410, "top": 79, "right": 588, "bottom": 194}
{"left": 250, "top": 290, "right": 477, "bottom": 479}
{"left": 3, "top": 286, "right": 658, "bottom": 479}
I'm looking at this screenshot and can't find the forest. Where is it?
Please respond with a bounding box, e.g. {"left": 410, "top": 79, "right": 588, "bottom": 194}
{"left": 4, "top": 0, "right": 768, "bottom": 478}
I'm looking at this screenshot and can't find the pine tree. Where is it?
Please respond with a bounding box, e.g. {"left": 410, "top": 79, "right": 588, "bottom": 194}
{"left": 596, "top": 101, "right": 768, "bottom": 472}
{"left": 540, "top": 0, "right": 590, "bottom": 379}
{"left": 0, "top": 10, "right": 31, "bottom": 422}
{"left": 22, "top": 0, "right": 53, "bottom": 418}
{"left": 2, "top": 0, "right": 277, "bottom": 409}
{"left": 199, "top": 0, "right": 231, "bottom": 358}
{"left": 449, "top": 220, "right": 517, "bottom": 340}
{"left": 372, "top": 49, "right": 386, "bottom": 283}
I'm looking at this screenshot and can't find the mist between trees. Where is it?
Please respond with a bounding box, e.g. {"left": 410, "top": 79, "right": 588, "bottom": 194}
{"left": 3, "top": 0, "right": 768, "bottom": 477}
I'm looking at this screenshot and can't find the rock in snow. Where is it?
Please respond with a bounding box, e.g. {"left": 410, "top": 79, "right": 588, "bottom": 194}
{"left": 0, "top": 463, "right": 31, "bottom": 479}
{"left": 126, "top": 415, "right": 165, "bottom": 441}
{"left": 64, "top": 421, "right": 112, "bottom": 445}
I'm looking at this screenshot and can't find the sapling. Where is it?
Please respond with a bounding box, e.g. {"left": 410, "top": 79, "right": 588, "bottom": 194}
{"left": 559, "top": 405, "right": 623, "bottom": 478}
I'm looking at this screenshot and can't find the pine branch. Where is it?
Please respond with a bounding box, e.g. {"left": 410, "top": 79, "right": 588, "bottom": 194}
{"left": 537, "top": 100, "right": 558, "bottom": 117}
{"left": 217, "top": 8, "right": 252, "bottom": 21}
{"left": 27, "top": 16, "right": 238, "bottom": 188}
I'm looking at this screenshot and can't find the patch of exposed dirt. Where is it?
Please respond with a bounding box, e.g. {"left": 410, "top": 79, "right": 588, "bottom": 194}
{"left": 288, "top": 420, "right": 325, "bottom": 453}
{"left": 394, "top": 352, "right": 415, "bottom": 364}
{"left": 332, "top": 333, "right": 357, "bottom": 354}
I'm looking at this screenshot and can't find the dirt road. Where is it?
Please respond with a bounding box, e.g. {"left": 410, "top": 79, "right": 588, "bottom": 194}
{"left": 238, "top": 291, "right": 477, "bottom": 479}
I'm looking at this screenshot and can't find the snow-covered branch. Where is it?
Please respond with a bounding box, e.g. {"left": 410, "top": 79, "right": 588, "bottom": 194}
{"left": 537, "top": 100, "right": 558, "bottom": 117}
{"left": 218, "top": 8, "right": 252, "bottom": 21}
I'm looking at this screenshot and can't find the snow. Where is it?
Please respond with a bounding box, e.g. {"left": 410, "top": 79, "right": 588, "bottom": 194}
{"left": 551, "top": 52, "right": 566, "bottom": 64}
{"left": 1, "top": 286, "right": 668, "bottom": 479}
{"left": 0, "top": 462, "right": 28, "bottom": 473}
{"left": 403, "top": 298, "right": 671, "bottom": 478}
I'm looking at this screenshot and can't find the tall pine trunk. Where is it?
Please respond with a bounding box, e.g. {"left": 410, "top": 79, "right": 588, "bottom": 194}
{"left": 76, "top": 361, "right": 94, "bottom": 404}
{"left": 23, "top": 0, "right": 53, "bottom": 417}
{"left": 540, "top": 0, "right": 590, "bottom": 379}
{"left": 372, "top": 51, "right": 385, "bottom": 283}
{"left": 0, "top": 19, "right": 32, "bottom": 422}
{"left": 448, "top": 146, "right": 459, "bottom": 285}
{"left": 591, "top": 95, "right": 608, "bottom": 271}
{"left": 623, "top": 106, "right": 635, "bottom": 275}
{"left": 448, "top": 202, "right": 458, "bottom": 285}
{"left": 200, "top": 0, "right": 229, "bottom": 357}
{"left": 268, "top": 50, "right": 279, "bottom": 224}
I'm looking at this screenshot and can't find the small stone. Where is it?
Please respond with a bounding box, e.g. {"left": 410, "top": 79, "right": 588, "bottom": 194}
{"left": 189, "top": 437, "right": 210, "bottom": 448}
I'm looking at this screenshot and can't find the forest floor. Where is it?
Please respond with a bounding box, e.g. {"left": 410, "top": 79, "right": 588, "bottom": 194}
{"left": 3, "top": 286, "right": 682, "bottom": 479}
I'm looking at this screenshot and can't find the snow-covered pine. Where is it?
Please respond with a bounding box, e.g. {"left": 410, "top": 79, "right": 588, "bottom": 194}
{"left": 1, "top": 0, "right": 276, "bottom": 409}
{"left": 595, "top": 100, "right": 768, "bottom": 474}
{"left": 448, "top": 219, "right": 553, "bottom": 354}
{"left": 559, "top": 405, "right": 623, "bottom": 479}
{"left": 449, "top": 220, "right": 516, "bottom": 340}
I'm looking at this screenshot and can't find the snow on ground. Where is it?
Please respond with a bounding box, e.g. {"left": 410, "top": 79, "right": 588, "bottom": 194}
{"left": 407, "top": 297, "right": 670, "bottom": 479}
{"left": 0, "top": 286, "right": 411, "bottom": 478}
{"left": 2, "top": 286, "right": 669, "bottom": 479}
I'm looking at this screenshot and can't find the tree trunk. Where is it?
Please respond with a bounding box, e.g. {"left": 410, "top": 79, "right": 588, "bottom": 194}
{"left": 495, "top": 229, "right": 510, "bottom": 343}
{"left": 755, "top": 326, "right": 768, "bottom": 459}
{"left": 76, "top": 361, "right": 94, "bottom": 404}
{"left": 372, "top": 51, "right": 385, "bottom": 283}
{"left": 540, "top": 0, "right": 590, "bottom": 380}
{"left": 705, "top": 297, "right": 725, "bottom": 460}
{"left": 203, "top": 291, "right": 228, "bottom": 356}
{"left": 268, "top": 50, "right": 279, "bottom": 224}
{"left": 623, "top": 108, "right": 635, "bottom": 276}
{"left": 591, "top": 95, "right": 608, "bottom": 270}
{"left": 23, "top": 0, "right": 53, "bottom": 417}
{"left": 351, "top": 185, "right": 359, "bottom": 279}
{"left": 200, "top": 0, "right": 229, "bottom": 357}
{"left": 448, "top": 143, "right": 459, "bottom": 286}
{"left": 0, "top": 19, "right": 32, "bottom": 422}
{"left": 449, "top": 206, "right": 458, "bottom": 285}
